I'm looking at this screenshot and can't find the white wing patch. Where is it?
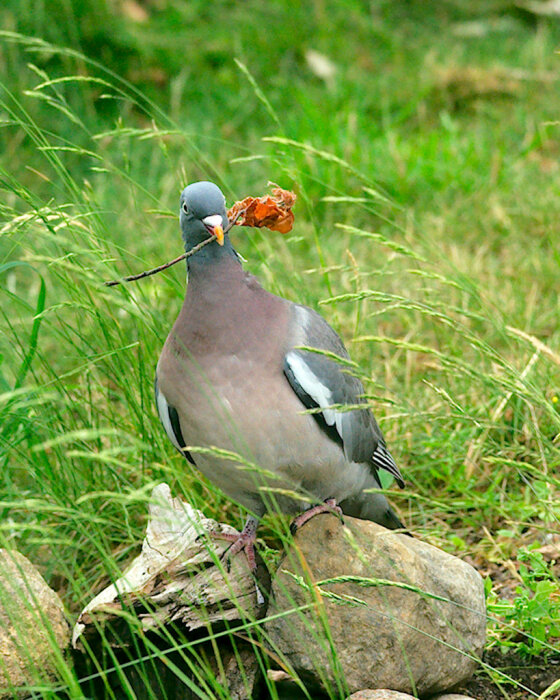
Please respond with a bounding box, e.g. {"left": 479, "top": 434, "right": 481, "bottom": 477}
{"left": 156, "top": 386, "right": 183, "bottom": 452}
{"left": 286, "top": 350, "right": 341, "bottom": 431}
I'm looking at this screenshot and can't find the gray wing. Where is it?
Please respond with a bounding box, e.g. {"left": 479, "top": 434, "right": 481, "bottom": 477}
{"left": 283, "top": 304, "right": 404, "bottom": 488}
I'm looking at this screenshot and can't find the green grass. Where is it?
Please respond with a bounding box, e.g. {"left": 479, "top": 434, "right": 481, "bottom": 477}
{"left": 0, "top": 1, "right": 559, "bottom": 697}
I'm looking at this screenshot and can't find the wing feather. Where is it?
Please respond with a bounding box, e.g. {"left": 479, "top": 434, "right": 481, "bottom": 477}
{"left": 284, "top": 305, "right": 404, "bottom": 488}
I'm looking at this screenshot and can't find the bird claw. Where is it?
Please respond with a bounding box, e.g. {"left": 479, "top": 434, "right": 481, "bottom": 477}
{"left": 220, "top": 548, "right": 232, "bottom": 573}
{"left": 207, "top": 527, "right": 265, "bottom": 604}
{"left": 222, "top": 531, "right": 258, "bottom": 571}
{"left": 290, "top": 498, "right": 344, "bottom": 533}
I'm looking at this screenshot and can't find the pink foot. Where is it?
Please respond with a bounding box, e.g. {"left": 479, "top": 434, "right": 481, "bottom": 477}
{"left": 290, "top": 498, "right": 344, "bottom": 534}
{"left": 210, "top": 528, "right": 257, "bottom": 571}
{"left": 208, "top": 515, "right": 265, "bottom": 605}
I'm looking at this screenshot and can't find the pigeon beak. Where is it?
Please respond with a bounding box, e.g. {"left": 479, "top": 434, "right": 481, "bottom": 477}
{"left": 202, "top": 214, "right": 225, "bottom": 246}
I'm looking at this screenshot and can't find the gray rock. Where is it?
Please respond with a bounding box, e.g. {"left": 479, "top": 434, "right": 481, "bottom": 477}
{"left": 0, "top": 549, "right": 70, "bottom": 698}
{"left": 210, "top": 643, "right": 260, "bottom": 700}
{"left": 265, "top": 515, "right": 485, "bottom": 697}
{"left": 347, "top": 691, "right": 417, "bottom": 699}
{"left": 346, "top": 689, "right": 478, "bottom": 699}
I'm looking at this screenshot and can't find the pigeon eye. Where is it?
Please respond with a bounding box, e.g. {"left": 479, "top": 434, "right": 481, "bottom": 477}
{"left": 182, "top": 203, "right": 189, "bottom": 214}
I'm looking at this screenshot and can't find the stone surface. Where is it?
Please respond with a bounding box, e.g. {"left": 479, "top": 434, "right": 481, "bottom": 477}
{"left": 346, "top": 690, "right": 478, "bottom": 699}
{"left": 212, "top": 643, "right": 260, "bottom": 700}
{"left": 0, "top": 548, "right": 70, "bottom": 698}
{"left": 265, "top": 514, "right": 486, "bottom": 697}
{"left": 347, "top": 691, "right": 417, "bottom": 699}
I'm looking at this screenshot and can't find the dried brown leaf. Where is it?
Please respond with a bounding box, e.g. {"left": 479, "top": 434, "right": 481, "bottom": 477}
{"left": 228, "top": 183, "right": 296, "bottom": 233}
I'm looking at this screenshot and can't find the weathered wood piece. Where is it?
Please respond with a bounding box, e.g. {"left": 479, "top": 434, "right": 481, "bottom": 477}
{"left": 72, "top": 483, "right": 264, "bottom": 648}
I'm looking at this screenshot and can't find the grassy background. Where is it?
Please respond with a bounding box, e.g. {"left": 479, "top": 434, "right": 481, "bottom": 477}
{"left": 0, "top": 0, "right": 559, "bottom": 697}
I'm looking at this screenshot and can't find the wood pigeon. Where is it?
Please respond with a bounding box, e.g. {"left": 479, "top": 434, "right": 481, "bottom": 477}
{"left": 155, "top": 181, "right": 405, "bottom": 569}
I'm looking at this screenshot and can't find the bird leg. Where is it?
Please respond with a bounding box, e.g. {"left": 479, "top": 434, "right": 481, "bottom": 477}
{"left": 290, "top": 497, "right": 344, "bottom": 534}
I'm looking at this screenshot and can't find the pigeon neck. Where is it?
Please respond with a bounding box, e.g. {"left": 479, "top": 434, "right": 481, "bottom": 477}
{"left": 185, "top": 236, "right": 240, "bottom": 274}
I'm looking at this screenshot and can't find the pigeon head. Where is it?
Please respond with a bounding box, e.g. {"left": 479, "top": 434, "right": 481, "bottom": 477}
{"left": 180, "top": 181, "right": 229, "bottom": 250}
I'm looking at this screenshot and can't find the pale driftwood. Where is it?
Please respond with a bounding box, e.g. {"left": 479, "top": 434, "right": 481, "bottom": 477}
{"left": 72, "top": 484, "right": 263, "bottom": 648}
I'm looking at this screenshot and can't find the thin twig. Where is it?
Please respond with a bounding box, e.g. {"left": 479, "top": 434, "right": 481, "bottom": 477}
{"left": 104, "top": 211, "right": 244, "bottom": 287}
{"left": 104, "top": 239, "right": 206, "bottom": 287}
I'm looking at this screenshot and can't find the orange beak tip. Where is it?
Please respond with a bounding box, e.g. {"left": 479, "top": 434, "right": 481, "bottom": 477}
{"left": 214, "top": 225, "right": 224, "bottom": 245}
